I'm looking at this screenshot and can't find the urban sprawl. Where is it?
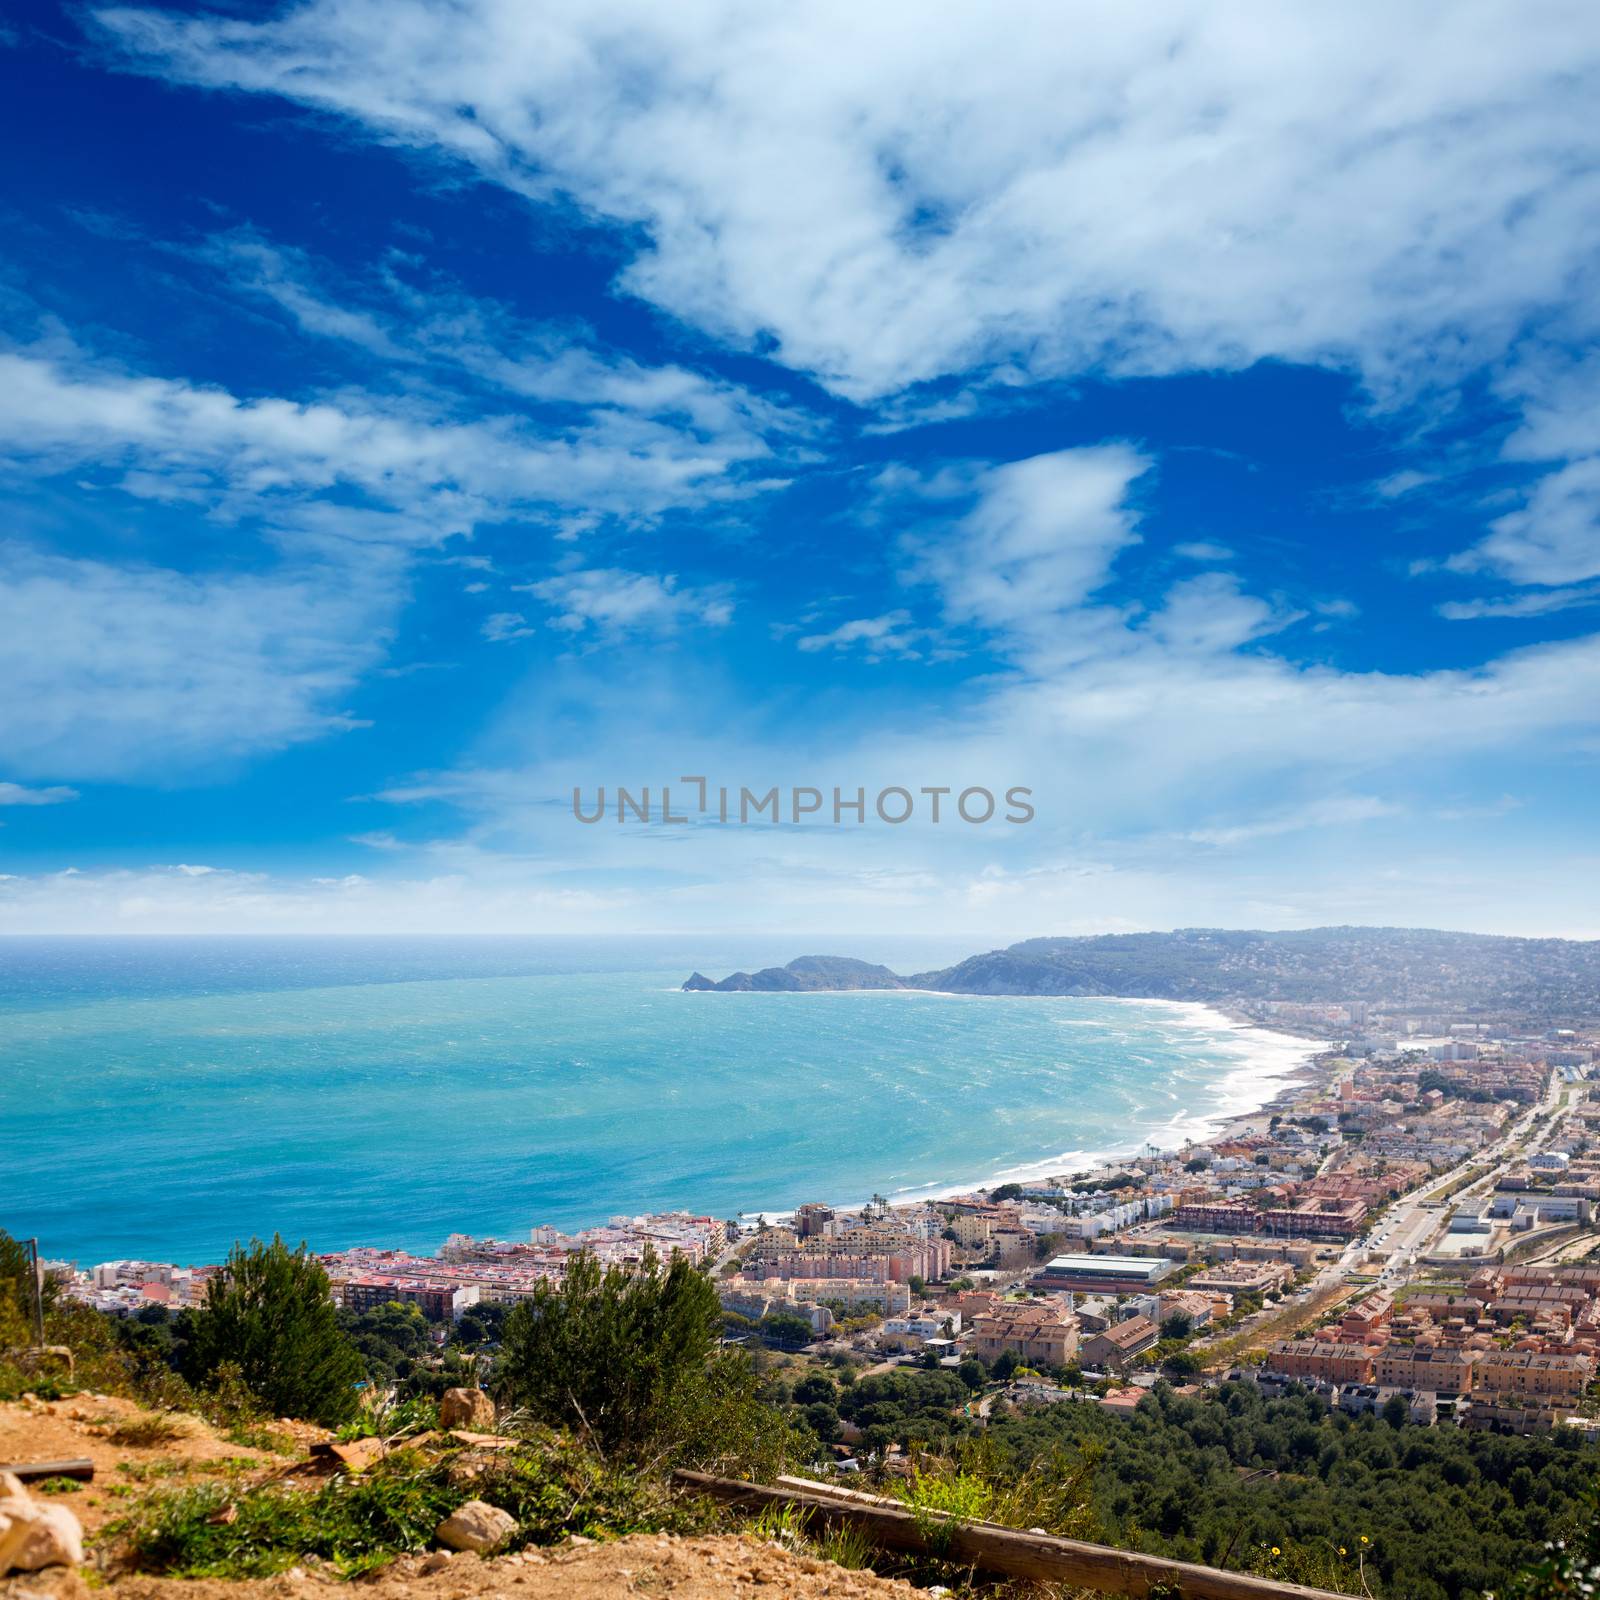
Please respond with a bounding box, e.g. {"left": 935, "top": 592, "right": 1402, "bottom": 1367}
{"left": 59, "top": 999, "right": 1600, "bottom": 1449}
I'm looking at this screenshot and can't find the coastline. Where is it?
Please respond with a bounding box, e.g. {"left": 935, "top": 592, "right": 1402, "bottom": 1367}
{"left": 14, "top": 975, "right": 1334, "bottom": 1265}
{"left": 734, "top": 994, "right": 1329, "bottom": 1228}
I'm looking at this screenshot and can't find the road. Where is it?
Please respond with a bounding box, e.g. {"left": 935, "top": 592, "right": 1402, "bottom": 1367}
{"left": 1357, "top": 1067, "right": 1567, "bottom": 1289}
{"left": 1191, "top": 1070, "right": 1569, "bottom": 1360}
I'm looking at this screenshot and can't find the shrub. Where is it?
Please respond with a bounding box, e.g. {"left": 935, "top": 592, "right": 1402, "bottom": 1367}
{"left": 498, "top": 1248, "right": 794, "bottom": 1472}
{"left": 183, "top": 1236, "right": 362, "bottom": 1426}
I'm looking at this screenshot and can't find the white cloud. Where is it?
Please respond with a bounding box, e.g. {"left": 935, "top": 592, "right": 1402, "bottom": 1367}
{"left": 906, "top": 445, "right": 1149, "bottom": 643}
{"left": 199, "top": 229, "right": 813, "bottom": 462}
{"left": 1439, "top": 583, "right": 1600, "bottom": 620}
{"left": 0, "top": 342, "right": 771, "bottom": 531}
{"left": 0, "top": 863, "right": 630, "bottom": 934}
{"left": 482, "top": 611, "right": 535, "bottom": 643}
{"left": 796, "top": 610, "right": 922, "bottom": 658}
{"left": 519, "top": 567, "right": 733, "bottom": 635}
{"left": 1183, "top": 795, "right": 1401, "bottom": 848}
{"left": 1456, "top": 457, "right": 1600, "bottom": 586}
{"left": 0, "top": 543, "right": 396, "bottom": 779}
{"left": 95, "top": 1, "right": 1600, "bottom": 406}
{"left": 0, "top": 781, "right": 79, "bottom": 805}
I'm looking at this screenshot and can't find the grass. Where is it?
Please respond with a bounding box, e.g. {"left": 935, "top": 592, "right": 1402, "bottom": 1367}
{"left": 106, "top": 1411, "right": 191, "bottom": 1448}
{"left": 747, "top": 1504, "right": 876, "bottom": 1571}
{"left": 111, "top": 1451, "right": 461, "bottom": 1579}
{"left": 109, "top": 1433, "right": 720, "bottom": 1580}
{"left": 34, "top": 1477, "right": 86, "bottom": 1494}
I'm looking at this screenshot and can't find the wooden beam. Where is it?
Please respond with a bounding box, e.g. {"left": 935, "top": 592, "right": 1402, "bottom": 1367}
{"left": 0, "top": 1458, "right": 96, "bottom": 1484}
{"left": 674, "top": 1470, "right": 1351, "bottom": 1600}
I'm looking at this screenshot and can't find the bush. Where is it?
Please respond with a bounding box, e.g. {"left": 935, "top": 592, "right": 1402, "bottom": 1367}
{"left": 183, "top": 1237, "right": 362, "bottom": 1426}
{"left": 112, "top": 1436, "right": 719, "bottom": 1579}
{"left": 113, "top": 1450, "right": 459, "bottom": 1578}
{"left": 497, "top": 1249, "right": 795, "bottom": 1472}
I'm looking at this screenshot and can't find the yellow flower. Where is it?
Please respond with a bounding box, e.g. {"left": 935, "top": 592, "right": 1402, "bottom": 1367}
{"left": 1339, "top": 1547, "right": 1347, "bottom": 1556}
{"left": 1361, "top": 1536, "right": 1370, "bottom": 1545}
{"left": 1271, "top": 1547, "right": 1280, "bottom": 1556}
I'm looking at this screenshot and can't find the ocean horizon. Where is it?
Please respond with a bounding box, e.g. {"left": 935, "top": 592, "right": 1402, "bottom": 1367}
{"left": 0, "top": 936, "right": 1318, "bottom": 1265}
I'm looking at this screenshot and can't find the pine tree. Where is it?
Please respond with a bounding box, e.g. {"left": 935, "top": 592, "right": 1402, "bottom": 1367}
{"left": 185, "top": 1235, "right": 362, "bottom": 1425}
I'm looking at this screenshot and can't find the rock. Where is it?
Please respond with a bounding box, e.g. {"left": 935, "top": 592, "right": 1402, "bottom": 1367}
{"left": 435, "top": 1501, "right": 517, "bottom": 1554}
{"left": 0, "top": 1484, "right": 85, "bottom": 1574}
{"left": 437, "top": 1388, "right": 496, "bottom": 1430}
{"left": 418, "top": 1552, "right": 453, "bottom": 1574}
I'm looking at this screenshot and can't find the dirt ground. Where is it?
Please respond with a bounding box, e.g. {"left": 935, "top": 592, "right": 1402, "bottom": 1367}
{"left": 5, "top": 1531, "right": 927, "bottom": 1600}
{"left": 0, "top": 1393, "right": 278, "bottom": 1540}
{"left": 0, "top": 1400, "right": 930, "bottom": 1600}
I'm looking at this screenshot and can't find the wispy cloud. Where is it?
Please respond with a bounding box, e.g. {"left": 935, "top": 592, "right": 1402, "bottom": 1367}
{"left": 1439, "top": 583, "right": 1600, "bottom": 620}
{"left": 796, "top": 609, "right": 923, "bottom": 658}
{"left": 0, "top": 542, "right": 394, "bottom": 779}
{"left": 1183, "top": 796, "right": 1401, "bottom": 848}
{"left": 519, "top": 567, "right": 733, "bottom": 636}
{"left": 93, "top": 2, "right": 1600, "bottom": 409}
{"left": 0, "top": 781, "right": 80, "bottom": 805}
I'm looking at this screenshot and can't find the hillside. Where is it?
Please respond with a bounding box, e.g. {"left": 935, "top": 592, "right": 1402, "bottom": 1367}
{"left": 684, "top": 926, "right": 1600, "bottom": 1016}
{"left": 683, "top": 955, "right": 906, "bottom": 992}
{"left": 0, "top": 1397, "right": 923, "bottom": 1600}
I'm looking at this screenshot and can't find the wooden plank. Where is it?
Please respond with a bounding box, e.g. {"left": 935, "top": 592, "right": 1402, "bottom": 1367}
{"left": 0, "top": 1458, "right": 96, "bottom": 1484}
{"left": 674, "top": 1470, "right": 1351, "bottom": 1600}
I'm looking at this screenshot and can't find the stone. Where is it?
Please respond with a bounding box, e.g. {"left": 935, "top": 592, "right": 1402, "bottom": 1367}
{"left": 0, "top": 1486, "right": 85, "bottom": 1574}
{"left": 437, "top": 1388, "right": 495, "bottom": 1430}
{"left": 434, "top": 1501, "right": 517, "bottom": 1554}
{"left": 418, "top": 1553, "right": 453, "bottom": 1575}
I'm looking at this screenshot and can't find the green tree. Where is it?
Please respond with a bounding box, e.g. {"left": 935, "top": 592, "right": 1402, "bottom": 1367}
{"left": 792, "top": 1371, "right": 838, "bottom": 1406}
{"left": 184, "top": 1236, "right": 362, "bottom": 1426}
{"left": 0, "top": 1229, "right": 53, "bottom": 1335}
{"left": 497, "top": 1249, "right": 781, "bottom": 1465}
{"left": 340, "top": 1300, "right": 431, "bottom": 1382}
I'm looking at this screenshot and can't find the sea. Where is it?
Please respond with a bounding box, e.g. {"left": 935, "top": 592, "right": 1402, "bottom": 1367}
{"left": 0, "top": 936, "right": 1319, "bottom": 1266}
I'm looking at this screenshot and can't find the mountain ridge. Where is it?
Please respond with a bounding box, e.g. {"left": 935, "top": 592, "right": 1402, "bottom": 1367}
{"left": 683, "top": 925, "right": 1600, "bottom": 1016}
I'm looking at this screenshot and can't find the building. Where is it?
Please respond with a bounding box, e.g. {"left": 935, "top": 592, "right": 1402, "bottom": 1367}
{"left": 342, "top": 1276, "right": 477, "bottom": 1321}
{"left": 794, "top": 1203, "right": 835, "bottom": 1238}
{"left": 1172, "top": 1201, "right": 1259, "bottom": 1233}
{"left": 1188, "top": 1261, "right": 1292, "bottom": 1296}
{"left": 1257, "top": 1197, "right": 1368, "bottom": 1239}
{"left": 880, "top": 1310, "right": 958, "bottom": 1351}
{"left": 1031, "top": 1254, "right": 1173, "bottom": 1295}
{"left": 1081, "top": 1315, "right": 1160, "bottom": 1370}
{"left": 1264, "top": 1340, "right": 1375, "bottom": 1385}
{"left": 1372, "top": 1345, "right": 1477, "bottom": 1395}
{"left": 969, "top": 1301, "right": 1079, "bottom": 1367}
{"left": 1474, "top": 1350, "right": 1593, "bottom": 1400}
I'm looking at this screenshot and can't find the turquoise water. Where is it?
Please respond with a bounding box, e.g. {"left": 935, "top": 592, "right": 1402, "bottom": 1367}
{"left": 0, "top": 937, "right": 1314, "bottom": 1265}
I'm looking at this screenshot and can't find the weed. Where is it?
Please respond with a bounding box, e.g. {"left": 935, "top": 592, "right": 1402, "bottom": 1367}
{"left": 337, "top": 1393, "right": 438, "bottom": 1443}
{"left": 107, "top": 1412, "right": 190, "bottom": 1448}
{"left": 111, "top": 1451, "right": 458, "bottom": 1579}
{"left": 109, "top": 1432, "right": 719, "bottom": 1580}
{"left": 226, "top": 1424, "right": 297, "bottom": 1454}
{"left": 34, "top": 1477, "right": 85, "bottom": 1495}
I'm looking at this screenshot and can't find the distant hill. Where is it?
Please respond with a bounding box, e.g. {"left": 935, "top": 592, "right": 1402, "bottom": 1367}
{"left": 685, "top": 927, "right": 1600, "bottom": 1016}
{"left": 683, "top": 955, "right": 906, "bottom": 992}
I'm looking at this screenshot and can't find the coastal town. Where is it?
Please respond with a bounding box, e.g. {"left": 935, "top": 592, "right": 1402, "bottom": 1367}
{"left": 54, "top": 998, "right": 1600, "bottom": 1449}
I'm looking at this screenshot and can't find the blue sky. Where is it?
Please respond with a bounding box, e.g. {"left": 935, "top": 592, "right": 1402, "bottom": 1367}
{"left": 1, "top": 0, "right": 1598, "bottom": 937}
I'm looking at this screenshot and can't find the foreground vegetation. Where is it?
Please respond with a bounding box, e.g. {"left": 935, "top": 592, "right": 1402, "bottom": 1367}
{"left": 5, "top": 1227, "right": 1598, "bottom": 1597}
